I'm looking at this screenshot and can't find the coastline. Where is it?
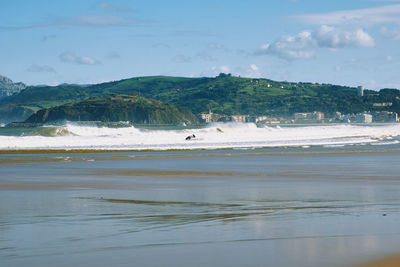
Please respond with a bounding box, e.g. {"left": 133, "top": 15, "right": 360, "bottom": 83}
{"left": 2, "top": 140, "right": 400, "bottom": 266}
{"left": 1, "top": 145, "right": 400, "bottom": 155}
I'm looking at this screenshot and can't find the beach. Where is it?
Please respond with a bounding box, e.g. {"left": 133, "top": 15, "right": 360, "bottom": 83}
{"left": 5, "top": 0, "right": 400, "bottom": 265}
{"left": 1, "top": 139, "right": 400, "bottom": 266}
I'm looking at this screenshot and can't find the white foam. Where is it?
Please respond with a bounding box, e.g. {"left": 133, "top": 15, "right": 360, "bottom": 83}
{"left": 1, "top": 123, "right": 400, "bottom": 150}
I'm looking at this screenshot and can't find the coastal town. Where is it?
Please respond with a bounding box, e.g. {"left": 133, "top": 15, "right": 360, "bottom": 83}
{"left": 200, "top": 110, "right": 399, "bottom": 124}
{"left": 199, "top": 85, "right": 399, "bottom": 124}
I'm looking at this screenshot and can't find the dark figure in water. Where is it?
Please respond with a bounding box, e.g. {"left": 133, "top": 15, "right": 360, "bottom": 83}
{"left": 185, "top": 134, "right": 196, "bottom": 140}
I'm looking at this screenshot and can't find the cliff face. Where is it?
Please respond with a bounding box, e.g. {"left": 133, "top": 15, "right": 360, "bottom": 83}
{"left": 24, "top": 95, "right": 199, "bottom": 124}
{"left": 0, "top": 75, "right": 26, "bottom": 98}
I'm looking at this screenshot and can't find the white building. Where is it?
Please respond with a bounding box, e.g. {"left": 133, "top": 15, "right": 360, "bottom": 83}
{"left": 357, "top": 86, "right": 364, "bottom": 97}
{"left": 200, "top": 112, "right": 226, "bottom": 123}
{"left": 200, "top": 112, "right": 213, "bottom": 123}
{"left": 373, "top": 102, "right": 392, "bottom": 107}
{"left": 355, "top": 113, "right": 372, "bottom": 123}
{"left": 230, "top": 115, "right": 248, "bottom": 123}
{"left": 294, "top": 112, "right": 324, "bottom": 122}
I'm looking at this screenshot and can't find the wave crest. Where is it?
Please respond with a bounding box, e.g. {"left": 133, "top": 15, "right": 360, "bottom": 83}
{"left": 1, "top": 123, "right": 400, "bottom": 150}
{"left": 32, "top": 127, "right": 77, "bottom": 137}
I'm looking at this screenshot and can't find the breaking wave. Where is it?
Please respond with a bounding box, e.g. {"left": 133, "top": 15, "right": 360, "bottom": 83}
{"left": 1, "top": 122, "right": 400, "bottom": 150}
{"left": 32, "top": 126, "right": 77, "bottom": 137}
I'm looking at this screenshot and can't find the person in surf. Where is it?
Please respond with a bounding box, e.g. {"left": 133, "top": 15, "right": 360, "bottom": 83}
{"left": 185, "top": 134, "right": 196, "bottom": 140}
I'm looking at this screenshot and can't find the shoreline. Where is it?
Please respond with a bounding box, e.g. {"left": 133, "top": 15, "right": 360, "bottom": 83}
{"left": 1, "top": 146, "right": 400, "bottom": 155}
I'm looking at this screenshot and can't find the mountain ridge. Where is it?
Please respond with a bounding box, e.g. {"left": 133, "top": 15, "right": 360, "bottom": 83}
{"left": 0, "top": 75, "right": 26, "bottom": 99}
{"left": 1, "top": 74, "right": 400, "bottom": 123}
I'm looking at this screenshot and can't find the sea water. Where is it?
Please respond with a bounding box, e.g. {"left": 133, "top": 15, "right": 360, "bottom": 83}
{"left": 1, "top": 123, "right": 400, "bottom": 266}
{"left": 0, "top": 122, "right": 400, "bottom": 150}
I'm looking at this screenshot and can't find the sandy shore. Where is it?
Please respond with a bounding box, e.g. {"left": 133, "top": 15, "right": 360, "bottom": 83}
{"left": 1, "top": 147, "right": 400, "bottom": 266}
{"left": 358, "top": 254, "right": 400, "bottom": 267}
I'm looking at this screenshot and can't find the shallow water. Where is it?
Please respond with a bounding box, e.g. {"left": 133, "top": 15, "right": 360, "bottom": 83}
{"left": 1, "top": 146, "right": 400, "bottom": 266}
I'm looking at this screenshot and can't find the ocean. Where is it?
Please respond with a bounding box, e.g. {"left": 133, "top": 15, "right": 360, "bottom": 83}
{"left": 0, "top": 122, "right": 400, "bottom": 150}
{"left": 1, "top": 123, "right": 400, "bottom": 266}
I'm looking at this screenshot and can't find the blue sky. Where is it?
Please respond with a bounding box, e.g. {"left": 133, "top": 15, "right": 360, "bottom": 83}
{"left": 1, "top": 0, "right": 400, "bottom": 89}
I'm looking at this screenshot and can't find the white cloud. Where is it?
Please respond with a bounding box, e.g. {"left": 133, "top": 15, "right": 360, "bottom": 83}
{"left": 256, "top": 31, "right": 315, "bottom": 60}
{"left": 59, "top": 52, "right": 101, "bottom": 65}
{"left": 247, "top": 64, "right": 261, "bottom": 77}
{"left": 220, "top": 65, "right": 230, "bottom": 73}
{"left": 256, "top": 25, "right": 374, "bottom": 60}
{"left": 27, "top": 64, "right": 56, "bottom": 73}
{"left": 380, "top": 26, "right": 400, "bottom": 39}
{"left": 250, "top": 64, "right": 259, "bottom": 71}
{"left": 293, "top": 4, "right": 400, "bottom": 26}
{"left": 314, "top": 25, "right": 375, "bottom": 48}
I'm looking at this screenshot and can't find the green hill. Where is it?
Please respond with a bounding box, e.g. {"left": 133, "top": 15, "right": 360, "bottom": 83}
{"left": 1, "top": 74, "right": 400, "bottom": 123}
{"left": 24, "top": 95, "right": 199, "bottom": 125}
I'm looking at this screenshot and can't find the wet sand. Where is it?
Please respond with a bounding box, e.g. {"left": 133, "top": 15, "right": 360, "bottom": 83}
{"left": 1, "top": 148, "right": 400, "bottom": 266}
{"left": 358, "top": 254, "right": 400, "bottom": 267}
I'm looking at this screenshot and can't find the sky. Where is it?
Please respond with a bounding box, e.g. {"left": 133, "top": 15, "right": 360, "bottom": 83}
{"left": 1, "top": 0, "right": 400, "bottom": 89}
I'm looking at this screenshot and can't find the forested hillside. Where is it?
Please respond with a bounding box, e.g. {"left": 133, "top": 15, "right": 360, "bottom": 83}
{"left": 1, "top": 74, "right": 399, "bottom": 123}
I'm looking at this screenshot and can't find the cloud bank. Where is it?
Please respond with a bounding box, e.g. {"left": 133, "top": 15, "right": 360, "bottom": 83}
{"left": 59, "top": 52, "right": 101, "bottom": 65}
{"left": 256, "top": 25, "right": 374, "bottom": 60}
{"left": 293, "top": 4, "right": 400, "bottom": 26}
{"left": 314, "top": 25, "right": 375, "bottom": 48}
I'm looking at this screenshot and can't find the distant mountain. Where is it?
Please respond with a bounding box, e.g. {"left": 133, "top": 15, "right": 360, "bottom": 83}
{"left": 1, "top": 74, "right": 400, "bottom": 123}
{"left": 24, "top": 95, "right": 199, "bottom": 125}
{"left": 0, "top": 75, "right": 26, "bottom": 99}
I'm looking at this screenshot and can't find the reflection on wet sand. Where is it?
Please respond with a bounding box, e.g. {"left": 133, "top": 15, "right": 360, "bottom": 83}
{"left": 1, "top": 148, "right": 400, "bottom": 266}
{"left": 68, "top": 197, "right": 399, "bottom": 231}
{"left": 89, "top": 169, "right": 264, "bottom": 177}
{"left": 83, "top": 197, "right": 243, "bottom": 207}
